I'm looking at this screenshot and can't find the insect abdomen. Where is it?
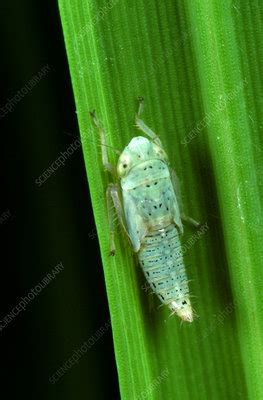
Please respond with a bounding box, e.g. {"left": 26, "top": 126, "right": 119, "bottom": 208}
{"left": 138, "top": 224, "right": 193, "bottom": 321}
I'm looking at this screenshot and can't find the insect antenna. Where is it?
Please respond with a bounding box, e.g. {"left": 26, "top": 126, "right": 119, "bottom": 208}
{"left": 63, "top": 128, "right": 121, "bottom": 155}
{"left": 96, "top": 142, "right": 121, "bottom": 155}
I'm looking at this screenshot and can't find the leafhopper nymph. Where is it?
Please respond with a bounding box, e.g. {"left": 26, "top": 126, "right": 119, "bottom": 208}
{"left": 90, "top": 98, "right": 200, "bottom": 322}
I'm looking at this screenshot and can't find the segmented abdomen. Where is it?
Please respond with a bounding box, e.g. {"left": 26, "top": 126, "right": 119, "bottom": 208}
{"left": 138, "top": 224, "right": 189, "bottom": 309}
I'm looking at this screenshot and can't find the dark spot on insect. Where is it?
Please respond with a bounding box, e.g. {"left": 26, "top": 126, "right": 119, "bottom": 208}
{"left": 146, "top": 184, "right": 150, "bottom": 188}
{"left": 154, "top": 182, "right": 158, "bottom": 185}
{"left": 138, "top": 155, "right": 141, "bottom": 158}
{"left": 154, "top": 205, "right": 157, "bottom": 209}
{"left": 144, "top": 167, "right": 147, "bottom": 170}
{"left": 182, "top": 300, "right": 187, "bottom": 305}
{"left": 166, "top": 207, "right": 169, "bottom": 211}
{"left": 123, "top": 164, "right": 127, "bottom": 168}
{"left": 146, "top": 272, "right": 149, "bottom": 276}
{"left": 153, "top": 283, "right": 156, "bottom": 288}
{"left": 149, "top": 213, "right": 152, "bottom": 216}
{"left": 149, "top": 165, "right": 152, "bottom": 168}
{"left": 160, "top": 295, "right": 164, "bottom": 300}
{"left": 159, "top": 203, "right": 162, "bottom": 208}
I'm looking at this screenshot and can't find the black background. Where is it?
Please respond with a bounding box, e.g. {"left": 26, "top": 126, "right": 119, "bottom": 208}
{"left": 1, "top": 1, "right": 119, "bottom": 398}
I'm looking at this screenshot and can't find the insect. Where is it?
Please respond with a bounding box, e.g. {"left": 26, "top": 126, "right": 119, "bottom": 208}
{"left": 90, "top": 98, "right": 200, "bottom": 322}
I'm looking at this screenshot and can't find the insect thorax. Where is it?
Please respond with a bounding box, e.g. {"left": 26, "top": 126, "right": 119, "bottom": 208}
{"left": 120, "top": 158, "right": 169, "bottom": 191}
{"left": 121, "top": 159, "right": 177, "bottom": 232}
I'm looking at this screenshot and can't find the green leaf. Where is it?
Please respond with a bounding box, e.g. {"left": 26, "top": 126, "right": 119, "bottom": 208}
{"left": 58, "top": 0, "right": 263, "bottom": 398}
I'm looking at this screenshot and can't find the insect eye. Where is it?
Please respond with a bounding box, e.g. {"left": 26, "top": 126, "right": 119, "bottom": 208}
{"left": 117, "top": 155, "right": 131, "bottom": 176}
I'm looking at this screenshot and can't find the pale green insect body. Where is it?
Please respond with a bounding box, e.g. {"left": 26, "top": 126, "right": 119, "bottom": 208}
{"left": 90, "top": 100, "right": 197, "bottom": 322}
{"left": 118, "top": 136, "right": 193, "bottom": 322}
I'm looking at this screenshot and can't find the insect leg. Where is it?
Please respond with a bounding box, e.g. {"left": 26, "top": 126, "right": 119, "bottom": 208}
{"left": 135, "top": 97, "right": 163, "bottom": 148}
{"left": 170, "top": 168, "right": 201, "bottom": 229}
{"left": 106, "top": 183, "right": 130, "bottom": 256}
{"left": 90, "top": 110, "right": 117, "bottom": 175}
{"left": 181, "top": 215, "right": 201, "bottom": 228}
